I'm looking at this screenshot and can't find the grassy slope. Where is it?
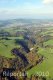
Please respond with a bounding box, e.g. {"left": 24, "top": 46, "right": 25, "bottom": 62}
{"left": 41, "top": 27, "right": 53, "bottom": 36}
{"left": 0, "top": 36, "right": 24, "bottom": 58}
{"left": 27, "top": 28, "right": 53, "bottom": 79}
{"left": 0, "top": 27, "right": 25, "bottom": 58}
{"left": 44, "top": 39, "right": 53, "bottom": 46}
{"left": 27, "top": 47, "right": 53, "bottom": 79}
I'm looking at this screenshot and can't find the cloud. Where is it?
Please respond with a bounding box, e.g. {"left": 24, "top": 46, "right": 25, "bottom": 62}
{"left": 43, "top": 0, "right": 53, "bottom": 4}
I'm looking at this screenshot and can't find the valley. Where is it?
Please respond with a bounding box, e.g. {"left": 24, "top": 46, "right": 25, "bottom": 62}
{"left": 0, "top": 19, "right": 53, "bottom": 80}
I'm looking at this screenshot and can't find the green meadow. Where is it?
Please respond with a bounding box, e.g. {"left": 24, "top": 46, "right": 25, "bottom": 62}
{"left": 27, "top": 28, "right": 53, "bottom": 80}
{"left": 0, "top": 36, "right": 23, "bottom": 58}
{"left": 27, "top": 47, "right": 53, "bottom": 79}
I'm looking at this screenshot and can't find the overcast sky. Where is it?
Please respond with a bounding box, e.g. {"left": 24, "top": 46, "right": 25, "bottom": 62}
{"left": 0, "top": 0, "right": 53, "bottom": 20}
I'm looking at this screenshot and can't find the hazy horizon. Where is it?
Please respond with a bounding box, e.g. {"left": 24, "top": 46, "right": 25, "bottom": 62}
{"left": 0, "top": 0, "right": 53, "bottom": 20}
